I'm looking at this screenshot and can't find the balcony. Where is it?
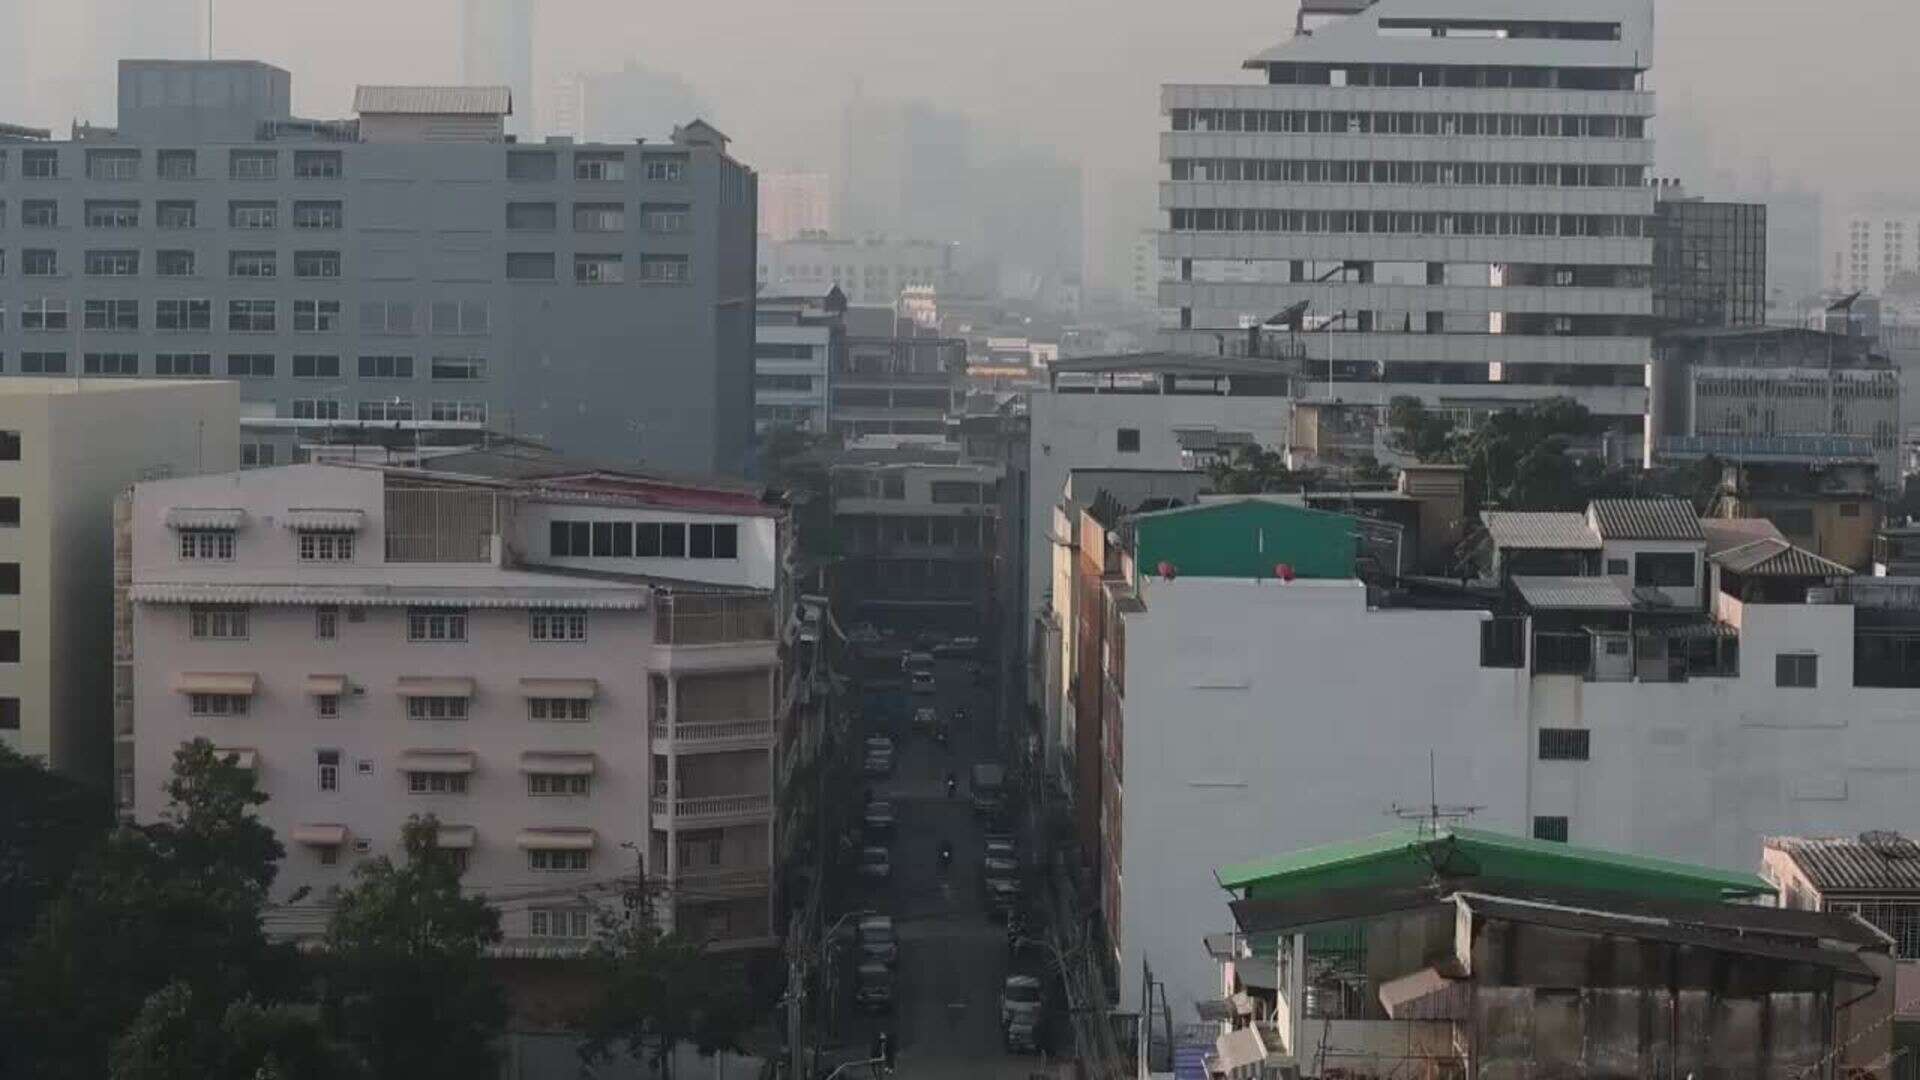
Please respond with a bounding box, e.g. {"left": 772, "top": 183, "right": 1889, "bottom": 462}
{"left": 651, "top": 792, "right": 772, "bottom": 825}
{"left": 654, "top": 593, "right": 776, "bottom": 647}
{"left": 673, "top": 865, "right": 771, "bottom": 897}
{"left": 650, "top": 715, "right": 774, "bottom": 750}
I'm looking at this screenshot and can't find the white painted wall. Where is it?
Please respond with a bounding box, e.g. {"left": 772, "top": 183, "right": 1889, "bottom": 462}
{"left": 512, "top": 503, "right": 780, "bottom": 591}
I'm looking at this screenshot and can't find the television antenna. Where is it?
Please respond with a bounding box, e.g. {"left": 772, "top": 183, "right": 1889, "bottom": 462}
{"left": 1389, "top": 751, "right": 1482, "bottom": 839}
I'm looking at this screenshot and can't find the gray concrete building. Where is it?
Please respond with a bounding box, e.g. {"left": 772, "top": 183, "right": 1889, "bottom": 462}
{"left": 0, "top": 60, "right": 758, "bottom": 476}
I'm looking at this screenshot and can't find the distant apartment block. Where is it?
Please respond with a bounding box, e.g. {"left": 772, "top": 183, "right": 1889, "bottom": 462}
{"left": 758, "top": 233, "right": 954, "bottom": 307}
{"left": 0, "top": 379, "right": 237, "bottom": 781}
{"left": 0, "top": 60, "right": 758, "bottom": 475}
{"left": 1830, "top": 211, "right": 1920, "bottom": 296}
{"left": 758, "top": 171, "right": 832, "bottom": 243}
{"left": 754, "top": 291, "right": 842, "bottom": 436}
{"left": 829, "top": 443, "right": 1003, "bottom": 635}
{"left": 122, "top": 455, "right": 795, "bottom": 951}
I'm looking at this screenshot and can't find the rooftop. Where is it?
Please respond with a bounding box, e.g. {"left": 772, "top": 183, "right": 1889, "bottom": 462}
{"left": 1589, "top": 497, "right": 1704, "bottom": 541}
{"left": 1511, "top": 574, "right": 1633, "bottom": 611}
{"left": 1701, "top": 516, "right": 1786, "bottom": 556}
{"left": 1711, "top": 538, "right": 1854, "bottom": 579}
{"left": 1482, "top": 510, "right": 1599, "bottom": 550}
{"left": 1769, "top": 833, "right": 1920, "bottom": 893}
{"left": 389, "top": 447, "right": 779, "bottom": 517}
{"left": 352, "top": 85, "right": 512, "bottom": 116}
{"left": 1048, "top": 352, "right": 1294, "bottom": 379}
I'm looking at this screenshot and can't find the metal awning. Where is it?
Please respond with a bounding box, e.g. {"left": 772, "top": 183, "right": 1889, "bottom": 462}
{"left": 519, "top": 751, "right": 596, "bottom": 776}
{"left": 165, "top": 507, "right": 244, "bottom": 530}
{"left": 518, "top": 677, "right": 597, "bottom": 699}
{"left": 516, "top": 827, "right": 597, "bottom": 851}
{"left": 1212, "top": 1025, "right": 1267, "bottom": 1072}
{"left": 212, "top": 747, "right": 258, "bottom": 771}
{"left": 1511, "top": 575, "right": 1634, "bottom": 611}
{"left": 395, "top": 676, "right": 475, "bottom": 698}
{"left": 283, "top": 508, "right": 366, "bottom": 532}
{"left": 305, "top": 674, "right": 348, "bottom": 696}
{"left": 291, "top": 823, "right": 349, "bottom": 847}
{"left": 173, "top": 672, "right": 259, "bottom": 695}
{"left": 399, "top": 750, "right": 476, "bottom": 774}
{"left": 436, "top": 825, "right": 477, "bottom": 850}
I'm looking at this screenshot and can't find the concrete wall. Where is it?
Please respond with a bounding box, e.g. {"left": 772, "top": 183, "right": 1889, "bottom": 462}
{"left": 511, "top": 504, "right": 779, "bottom": 591}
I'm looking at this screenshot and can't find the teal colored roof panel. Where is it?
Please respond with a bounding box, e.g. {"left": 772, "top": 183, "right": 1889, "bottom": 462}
{"left": 1132, "top": 499, "right": 1357, "bottom": 581}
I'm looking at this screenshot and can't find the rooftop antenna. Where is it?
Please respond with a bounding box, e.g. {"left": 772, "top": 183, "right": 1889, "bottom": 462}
{"left": 1389, "top": 751, "right": 1482, "bottom": 840}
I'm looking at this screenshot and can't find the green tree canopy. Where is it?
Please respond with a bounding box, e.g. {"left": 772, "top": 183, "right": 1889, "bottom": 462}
{"left": 109, "top": 981, "right": 365, "bottom": 1080}
{"left": 577, "top": 885, "right": 754, "bottom": 1073}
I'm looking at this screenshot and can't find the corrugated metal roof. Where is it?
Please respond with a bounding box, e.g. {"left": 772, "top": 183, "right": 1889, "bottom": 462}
{"left": 1770, "top": 834, "right": 1920, "bottom": 892}
{"left": 1712, "top": 538, "right": 1854, "bottom": 578}
{"left": 1482, "top": 511, "right": 1599, "bottom": 550}
{"left": 352, "top": 85, "right": 511, "bottom": 116}
{"left": 1511, "top": 575, "right": 1633, "bottom": 611}
{"left": 1589, "top": 498, "right": 1704, "bottom": 541}
{"left": 1701, "top": 517, "right": 1785, "bottom": 556}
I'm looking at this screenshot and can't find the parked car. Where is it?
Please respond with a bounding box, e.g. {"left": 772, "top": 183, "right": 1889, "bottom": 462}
{"left": 982, "top": 876, "right": 1022, "bottom": 921}
{"left": 863, "top": 801, "right": 896, "bottom": 836}
{"left": 913, "top": 706, "right": 938, "bottom": 733}
{"left": 982, "top": 850, "right": 1020, "bottom": 877}
{"left": 854, "top": 961, "right": 895, "bottom": 1014}
{"left": 999, "top": 974, "right": 1044, "bottom": 1030}
{"left": 934, "top": 635, "right": 981, "bottom": 657}
{"left": 865, "top": 735, "right": 895, "bottom": 756}
{"left": 862, "top": 752, "right": 893, "bottom": 778}
{"left": 857, "top": 914, "right": 898, "bottom": 965}
{"left": 857, "top": 845, "right": 892, "bottom": 883}
{"left": 910, "top": 670, "right": 937, "bottom": 695}
{"left": 900, "top": 650, "right": 935, "bottom": 674}
{"left": 1005, "top": 1014, "right": 1041, "bottom": 1054}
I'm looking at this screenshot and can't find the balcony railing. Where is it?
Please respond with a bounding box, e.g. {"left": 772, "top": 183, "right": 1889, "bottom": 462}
{"left": 673, "top": 866, "right": 771, "bottom": 893}
{"left": 650, "top": 716, "right": 775, "bottom": 744}
{"left": 651, "top": 793, "right": 772, "bottom": 820}
{"left": 655, "top": 594, "right": 777, "bottom": 646}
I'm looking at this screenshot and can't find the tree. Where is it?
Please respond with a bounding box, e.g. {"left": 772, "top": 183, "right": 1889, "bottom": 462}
{"left": 759, "top": 427, "right": 836, "bottom": 567}
{"left": 6, "top": 740, "right": 293, "bottom": 1080}
{"left": 1208, "top": 445, "right": 1311, "bottom": 494}
{"left": 322, "top": 815, "right": 504, "bottom": 1080}
{"left": 109, "top": 981, "right": 364, "bottom": 1080}
{"left": 1385, "top": 396, "right": 1457, "bottom": 462}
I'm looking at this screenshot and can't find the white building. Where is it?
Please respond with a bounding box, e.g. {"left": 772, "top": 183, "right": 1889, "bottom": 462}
{"left": 1159, "top": 0, "right": 1657, "bottom": 437}
{"left": 759, "top": 233, "right": 954, "bottom": 307}
{"left": 0, "top": 379, "right": 237, "bottom": 780}
{"left": 1829, "top": 212, "right": 1920, "bottom": 296}
{"left": 1068, "top": 495, "right": 1920, "bottom": 1024}
{"left": 754, "top": 294, "right": 839, "bottom": 435}
{"left": 123, "top": 457, "right": 791, "bottom": 951}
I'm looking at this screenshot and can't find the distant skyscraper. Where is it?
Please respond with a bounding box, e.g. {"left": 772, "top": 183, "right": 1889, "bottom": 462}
{"left": 579, "top": 61, "right": 709, "bottom": 143}
{"left": 759, "top": 172, "right": 832, "bottom": 241}
{"left": 545, "top": 72, "right": 585, "bottom": 138}
{"left": 461, "top": 0, "right": 532, "bottom": 136}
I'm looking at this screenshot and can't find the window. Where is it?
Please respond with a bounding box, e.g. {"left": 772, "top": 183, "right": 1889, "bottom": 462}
{"left": 429, "top": 400, "right": 487, "bottom": 423}
{"left": 506, "top": 202, "right": 557, "bottom": 230}
{"left": 644, "top": 156, "right": 686, "bottom": 182}
{"left": 1538, "top": 728, "right": 1590, "bottom": 761}
{"left": 228, "top": 250, "right": 277, "bottom": 278}
{"left": 0, "top": 564, "right": 15, "bottom": 595}
{"left": 316, "top": 605, "right": 339, "bottom": 639}
{"left": 156, "top": 250, "right": 196, "bottom": 277}
{"left": 85, "top": 150, "right": 139, "bottom": 181}
{"left": 641, "top": 203, "right": 689, "bottom": 233}
{"left": 358, "top": 300, "right": 414, "bottom": 334}
{"left": 228, "top": 299, "right": 276, "bottom": 332}
{"left": 506, "top": 151, "right": 557, "bottom": 181}
{"left": 549, "top": 521, "right": 591, "bottom": 556}
{"left": 528, "top": 774, "right": 591, "bottom": 796}
{"left": 1532, "top": 816, "right": 1569, "bottom": 843}
{"left": 293, "top": 250, "right": 341, "bottom": 278}
{"left": 1840, "top": 502, "right": 1862, "bottom": 518}
{"left": 357, "top": 399, "right": 414, "bottom": 422}
{"left": 20, "top": 352, "right": 67, "bottom": 374}
{"left": 293, "top": 354, "right": 341, "bottom": 378}
{"left": 529, "top": 697, "right": 591, "bottom": 722}
{"left": 189, "top": 693, "right": 250, "bottom": 716}
{"left": 431, "top": 356, "right": 487, "bottom": 381}
{"left": 0, "top": 498, "right": 18, "bottom": 527}
{"left": 22, "top": 250, "right": 58, "bottom": 276}
{"left": 429, "top": 300, "right": 489, "bottom": 335}
{"left": 189, "top": 605, "right": 249, "bottom": 639}
{"left": 241, "top": 442, "right": 275, "bottom": 466}
{"left": 1117, "top": 428, "right": 1142, "bottom": 453}
{"left": 573, "top": 203, "right": 625, "bottom": 232}
{"left": 0, "top": 698, "right": 16, "bottom": 731}
{"left": 406, "top": 696, "right": 470, "bottom": 720}
{"left": 574, "top": 153, "right": 625, "bottom": 181}
{"left": 85, "top": 250, "right": 140, "bottom": 277}
{"left": 298, "top": 532, "right": 353, "bottom": 561}
{"left": 22, "top": 150, "right": 59, "bottom": 178}
{"left": 157, "top": 149, "right": 196, "bottom": 179}
{"left": 0, "top": 632, "right": 20, "bottom": 663}
{"left": 155, "top": 352, "right": 212, "bottom": 376}
{"left": 357, "top": 355, "right": 414, "bottom": 379}
{"left": 1634, "top": 553, "right": 1695, "bottom": 588}
{"left": 407, "top": 771, "right": 470, "bottom": 794}
{"left": 318, "top": 750, "right": 340, "bottom": 792}
{"left": 531, "top": 612, "right": 588, "bottom": 642}
{"left": 528, "top": 849, "right": 590, "bottom": 872}
{"left": 293, "top": 150, "right": 342, "bottom": 178}
{"left": 223, "top": 353, "right": 273, "bottom": 378}
{"left": 529, "top": 908, "right": 592, "bottom": 938}
{"left": 157, "top": 299, "right": 212, "bottom": 330}
{"left": 1776, "top": 653, "right": 1818, "bottom": 688}
{"left": 0, "top": 432, "right": 18, "bottom": 461}
{"left": 83, "top": 298, "right": 139, "bottom": 330}
{"left": 293, "top": 299, "right": 342, "bottom": 332}
{"left": 638, "top": 255, "right": 689, "bottom": 283}
{"left": 689, "top": 523, "right": 739, "bottom": 559}
{"left": 293, "top": 200, "right": 343, "bottom": 230}
{"left": 574, "top": 254, "right": 623, "bottom": 283}
{"left": 229, "top": 150, "right": 278, "bottom": 180}
{"left": 83, "top": 352, "right": 139, "bottom": 375}
{"left": 317, "top": 694, "right": 339, "bottom": 717}
{"left": 406, "top": 608, "right": 468, "bottom": 642}
{"left": 22, "top": 200, "right": 57, "bottom": 227}
{"left": 22, "top": 299, "right": 68, "bottom": 330}
{"left": 506, "top": 252, "right": 556, "bottom": 280}
{"left": 85, "top": 200, "right": 139, "bottom": 228}
{"left": 229, "top": 201, "right": 277, "bottom": 229}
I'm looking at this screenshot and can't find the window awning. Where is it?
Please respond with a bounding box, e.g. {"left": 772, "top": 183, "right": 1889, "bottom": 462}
{"left": 173, "top": 672, "right": 259, "bottom": 695}
{"left": 518, "top": 677, "right": 597, "bottom": 699}
{"left": 283, "top": 508, "right": 366, "bottom": 532}
{"left": 396, "top": 676, "right": 475, "bottom": 698}
{"left": 516, "top": 827, "right": 597, "bottom": 851}
{"left": 305, "top": 674, "right": 348, "bottom": 696}
{"left": 291, "top": 823, "right": 349, "bottom": 847}
{"left": 165, "top": 507, "right": 244, "bottom": 530}
{"left": 399, "top": 749, "right": 476, "bottom": 774}
{"left": 211, "top": 747, "right": 258, "bottom": 772}
{"left": 435, "top": 825, "right": 477, "bottom": 850}
{"left": 519, "top": 751, "right": 596, "bottom": 776}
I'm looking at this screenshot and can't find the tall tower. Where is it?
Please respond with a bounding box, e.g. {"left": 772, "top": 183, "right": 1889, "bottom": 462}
{"left": 461, "top": 0, "right": 532, "bottom": 137}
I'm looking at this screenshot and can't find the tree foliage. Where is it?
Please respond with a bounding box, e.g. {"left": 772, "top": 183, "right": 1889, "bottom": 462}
{"left": 1207, "top": 445, "right": 1312, "bottom": 494}
{"left": 322, "top": 815, "right": 504, "bottom": 1080}
{"left": 110, "top": 981, "right": 364, "bottom": 1080}
{"left": 759, "top": 426, "right": 836, "bottom": 566}
{"left": 577, "top": 893, "right": 754, "bottom": 1073}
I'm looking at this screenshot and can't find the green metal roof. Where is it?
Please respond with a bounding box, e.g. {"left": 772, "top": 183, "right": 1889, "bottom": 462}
{"left": 1216, "top": 826, "right": 1773, "bottom": 903}
{"left": 1131, "top": 499, "right": 1357, "bottom": 581}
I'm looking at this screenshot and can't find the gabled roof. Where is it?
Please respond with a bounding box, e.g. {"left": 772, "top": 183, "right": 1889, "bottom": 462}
{"left": 353, "top": 85, "right": 511, "bottom": 116}
{"left": 1769, "top": 834, "right": 1920, "bottom": 893}
{"left": 1482, "top": 511, "right": 1599, "bottom": 550}
{"left": 1701, "top": 516, "right": 1786, "bottom": 556}
{"left": 1711, "top": 538, "right": 1853, "bottom": 578}
{"left": 671, "top": 118, "right": 729, "bottom": 147}
{"left": 1511, "top": 575, "right": 1633, "bottom": 611}
{"left": 1589, "top": 498, "right": 1704, "bottom": 541}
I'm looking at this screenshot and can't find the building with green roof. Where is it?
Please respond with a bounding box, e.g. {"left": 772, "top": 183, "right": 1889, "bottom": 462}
{"left": 1130, "top": 498, "right": 1359, "bottom": 581}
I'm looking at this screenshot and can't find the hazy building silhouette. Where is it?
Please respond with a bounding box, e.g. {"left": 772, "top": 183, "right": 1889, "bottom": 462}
{"left": 579, "top": 61, "right": 709, "bottom": 145}
{"left": 460, "top": 0, "right": 532, "bottom": 137}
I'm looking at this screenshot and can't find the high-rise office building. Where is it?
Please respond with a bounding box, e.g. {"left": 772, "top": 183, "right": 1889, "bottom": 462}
{"left": 1651, "top": 181, "right": 1767, "bottom": 329}
{"left": 1160, "top": 0, "right": 1657, "bottom": 439}
{"left": 0, "top": 61, "right": 759, "bottom": 476}
{"left": 460, "top": 0, "right": 533, "bottom": 138}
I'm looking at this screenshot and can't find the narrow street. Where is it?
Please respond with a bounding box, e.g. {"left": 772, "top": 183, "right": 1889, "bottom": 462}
{"left": 838, "top": 655, "right": 1050, "bottom": 1079}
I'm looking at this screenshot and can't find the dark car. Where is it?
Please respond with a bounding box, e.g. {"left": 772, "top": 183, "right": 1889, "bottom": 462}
{"left": 855, "top": 962, "right": 895, "bottom": 1014}
{"left": 982, "top": 876, "right": 1022, "bottom": 921}
{"left": 863, "top": 800, "right": 896, "bottom": 836}
{"left": 857, "top": 845, "right": 892, "bottom": 883}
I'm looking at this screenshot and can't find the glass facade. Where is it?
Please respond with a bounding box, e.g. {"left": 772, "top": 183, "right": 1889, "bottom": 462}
{"left": 1653, "top": 197, "right": 1767, "bottom": 328}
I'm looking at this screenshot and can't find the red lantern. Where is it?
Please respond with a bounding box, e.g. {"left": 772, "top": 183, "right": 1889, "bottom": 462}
{"left": 1275, "top": 563, "right": 1296, "bottom": 582}
{"left": 1157, "top": 561, "right": 1177, "bottom": 580}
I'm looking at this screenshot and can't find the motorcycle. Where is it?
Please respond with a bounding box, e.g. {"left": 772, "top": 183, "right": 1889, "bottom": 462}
{"left": 944, "top": 773, "right": 958, "bottom": 798}
{"left": 938, "top": 842, "right": 953, "bottom": 870}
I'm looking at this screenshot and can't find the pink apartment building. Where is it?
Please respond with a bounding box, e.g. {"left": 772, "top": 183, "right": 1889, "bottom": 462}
{"left": 120, "top": 455, "right": 794, "bottom": 953}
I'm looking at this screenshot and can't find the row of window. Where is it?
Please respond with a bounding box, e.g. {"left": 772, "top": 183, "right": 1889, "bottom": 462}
{"left": 0, "top": 248, "right": 339, "bottom": 278}
{"left": 1169, "top": 108, "right": 1648, "bottom": 139}
{"left": 185, "top": 604, "right": 599, "bottom": 644}
{"left": 504, "top": 201, "right": 690, "bottom": 233}
{"left": 506, "top": 151, "right": 688, "bottom": 184}
{"left": 2, "top": 198, "right": 342, "bottom": 230}
{"left": 506, "top": 252, "right": 692, "bottom": 283}
{"left": 1169, "top": 158, "right": 1648, "bottom": 189}
{"left": 548, "top": 519, "right": 741, "bottom": 560}
{"left": 0, "top": 352, "right": 489, "bottom": 398}
{"left": 4, "top": 296, "right": 488, "bottom": 335}
{"left": 0, "top": 147, "right": 341, "bottom": 182}
{"left": 186, "top": 688, "right": 596, "bottom": 724}
{"left": 1167, "top": 209, "right": 1648, "bottom": 239}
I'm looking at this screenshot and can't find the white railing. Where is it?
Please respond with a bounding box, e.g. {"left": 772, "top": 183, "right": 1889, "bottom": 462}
{"left": 652, "top": 793, "right": 772, "bottom": 820}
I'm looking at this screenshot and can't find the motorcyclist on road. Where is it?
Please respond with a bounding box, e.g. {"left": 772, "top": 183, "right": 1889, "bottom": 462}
{"left": 944, "top": 771, "right": 957, "bottom": 797}
{"left": 938, "top": 837, "right": 953, "bottom": 867}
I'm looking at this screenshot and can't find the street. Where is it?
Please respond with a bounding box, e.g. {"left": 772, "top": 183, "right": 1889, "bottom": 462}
{"left": 839, "top": 656, "right": 1051, "bottom": 1079}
